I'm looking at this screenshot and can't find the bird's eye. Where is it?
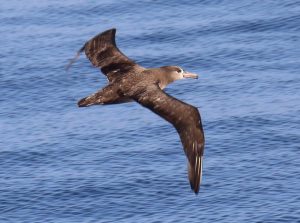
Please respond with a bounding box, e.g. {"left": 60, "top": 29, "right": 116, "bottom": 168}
{"left": 177, "top": 68, "right": 183, "bottom": 74}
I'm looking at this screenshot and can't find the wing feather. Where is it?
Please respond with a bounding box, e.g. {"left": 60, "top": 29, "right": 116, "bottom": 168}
{"left": 133, "top": 84, "right": 205, "bottom": 194}
{"left": 67, "top": 28, "right": 143, "bottom": 82}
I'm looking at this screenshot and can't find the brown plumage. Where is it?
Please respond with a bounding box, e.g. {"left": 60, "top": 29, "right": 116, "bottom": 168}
{"left": 68, "top": 28, "right": 205, "bottom": 194}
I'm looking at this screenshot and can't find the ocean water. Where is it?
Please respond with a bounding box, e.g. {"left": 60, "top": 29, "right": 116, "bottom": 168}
{"left": 1, "top": 0, "right": 300, "bottom": 222}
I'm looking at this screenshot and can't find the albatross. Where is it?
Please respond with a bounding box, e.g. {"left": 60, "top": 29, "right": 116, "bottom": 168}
{"left": 68, "top": 28, "right": 205, "bottom": 194}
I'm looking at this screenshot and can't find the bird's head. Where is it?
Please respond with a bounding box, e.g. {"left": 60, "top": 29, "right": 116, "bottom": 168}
{"left": 154, "top": 66, "right": 199, "bottom": 89}
{"left": 161, "top": 66, "right": 198, "bottom": 82}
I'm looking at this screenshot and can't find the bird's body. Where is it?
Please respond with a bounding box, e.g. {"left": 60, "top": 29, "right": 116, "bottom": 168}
{"left": 68, "top": 28, "right": 205, "bottom": 194}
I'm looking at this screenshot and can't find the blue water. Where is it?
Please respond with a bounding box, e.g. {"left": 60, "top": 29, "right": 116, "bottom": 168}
{"left": 1, "top": 0, "right": 300, "bottom": 222}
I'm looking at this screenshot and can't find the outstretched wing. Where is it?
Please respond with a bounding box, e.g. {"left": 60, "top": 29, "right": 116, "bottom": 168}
{"left": 67, "top": 28, "right": 142, "bottom": 82}
{"left": 132, "top": 84, "right": 205, "bottom": 194}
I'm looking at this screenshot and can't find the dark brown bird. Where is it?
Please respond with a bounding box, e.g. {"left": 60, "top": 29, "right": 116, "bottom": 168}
{"left": 68, "top": 28, "right": 205, "bottom": 194}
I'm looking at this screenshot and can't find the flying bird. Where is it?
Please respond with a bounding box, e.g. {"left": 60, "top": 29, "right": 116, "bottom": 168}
{"left": 68, "top": 28, "right": 205, "bottom": 194}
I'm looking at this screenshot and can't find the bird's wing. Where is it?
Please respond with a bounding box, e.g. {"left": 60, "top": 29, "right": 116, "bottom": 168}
{"left": 67, "top": 28, "right": 142, "bottom": 82}
{"left": 132, "top": 84, "right": 205, "bottom": 194}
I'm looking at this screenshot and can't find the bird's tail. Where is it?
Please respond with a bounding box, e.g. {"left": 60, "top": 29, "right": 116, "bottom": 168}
{"left": 188, "top": 155, "right": 203, "bottom": 194}
{"left": 65, "top": 45, "right": 86, "bottom": 71}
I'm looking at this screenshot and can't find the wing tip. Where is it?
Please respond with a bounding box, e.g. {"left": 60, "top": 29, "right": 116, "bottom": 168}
{"left": 102, "top": 28, "right": 116, "bottom": 35}
{"left": 189, "top": 155, "right": 203, "bottom": 195}
{"left": 108, "top": 28, "right": 117, "bottom": 45}
{"left": 190, "top": 183, "right": 200, "bottom": 194}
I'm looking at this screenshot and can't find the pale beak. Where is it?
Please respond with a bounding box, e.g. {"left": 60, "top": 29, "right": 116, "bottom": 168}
{"left": 183, "top": 71, "right": 198, "bottom": 79}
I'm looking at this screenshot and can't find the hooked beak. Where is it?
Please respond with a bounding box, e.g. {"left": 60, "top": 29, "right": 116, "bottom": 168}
{"left": 183, "top": 71, "right": 198, "bottom": 79}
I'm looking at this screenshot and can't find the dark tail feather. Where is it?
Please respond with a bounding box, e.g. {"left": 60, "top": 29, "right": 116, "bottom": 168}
{"left": 188, "top": 155, "right": 203, "bottom": 194}
{"left": 65, "top": 45, "right": 86, "bottom": 71}
{"left": 77, "top": 93, "right": 100, "bottom": 107}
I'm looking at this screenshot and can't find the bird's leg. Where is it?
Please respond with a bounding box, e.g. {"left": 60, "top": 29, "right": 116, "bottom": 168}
{"left": 78, "top": 85, "right": 131, "bottom": 107}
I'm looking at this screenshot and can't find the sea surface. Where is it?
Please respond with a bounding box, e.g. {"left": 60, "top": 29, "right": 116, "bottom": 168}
{"left": 1, "top": 0, "right": 300, "bottom": 222}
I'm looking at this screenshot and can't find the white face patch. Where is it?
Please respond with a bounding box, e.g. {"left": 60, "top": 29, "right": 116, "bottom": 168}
{"left": 177, "top": 67, "right": 184, "bottom": 75}
{"left": 175, "top": 67, "right": 184, "bottom": 79}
